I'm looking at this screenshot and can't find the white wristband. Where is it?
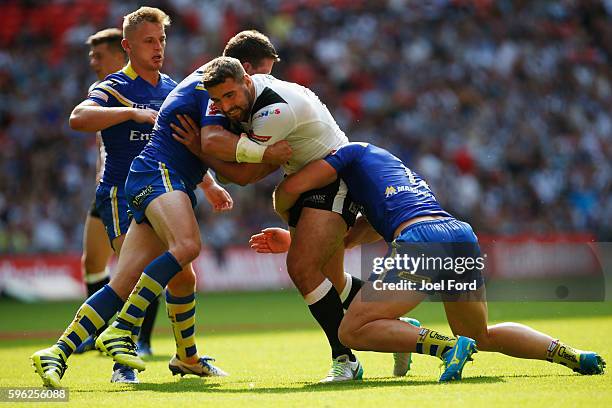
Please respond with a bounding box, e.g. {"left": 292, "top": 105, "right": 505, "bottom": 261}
{"left": 236, "top": 135, "right": 267, "bottom": 163}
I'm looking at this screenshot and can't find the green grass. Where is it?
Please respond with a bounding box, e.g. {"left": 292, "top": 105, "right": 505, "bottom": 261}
{"left": 0, "top": 290, "right": 611, "bottom": 407}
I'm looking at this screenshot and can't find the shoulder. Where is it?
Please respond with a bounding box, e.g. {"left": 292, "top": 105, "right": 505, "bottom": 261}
{"left": 333, "top": 142, "right": 369, "bottom": 161}
{"left": 160, "top": 73, "right": 178, "bottom": 87}
{"left": 87, "top": 80, "right": 101, "bottom": 94}
{"left": 251, "top": 76, "right": 294, "bottom": 119}
{"left": 105, "top": 71, "right": 131, "bottom": 86}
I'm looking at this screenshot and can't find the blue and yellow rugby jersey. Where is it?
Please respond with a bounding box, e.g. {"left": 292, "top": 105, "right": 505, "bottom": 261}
{"left": 87, "top": 63, "right": 177, "bottom": 186}
{"left": 324, "top": 143, "right": 451, "bottom": 241}
{"left": 140, "top": 65, "right": 229, "bottom": 190}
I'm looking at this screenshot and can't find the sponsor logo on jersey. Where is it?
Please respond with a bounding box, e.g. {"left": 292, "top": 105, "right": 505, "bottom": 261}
{"left": 245, "top": 130, "right": 271, "bottom": 142}
{"left": 88, "top": 89, "right": 109, "bottom": 102}
{"left": 384, "top": 184, "right": 432, "bottom": 198}
{"left": 206, "top": 99, "right": 222, "bottom": 116}
{"left": 132, "top": 103, "right": 150, "bottom": 109}
{"left": 132, "top": 185, "right": 153, "bottom": 208}
{"left": 248, "top": 133, "right": 272, "bottom": 142}
{"left": 253, "top": 108, "right": 281, "bottom": 120}
{"left": 385, "top": 185, "right": 397, "bottom": 197}
{"left": 129, "top": 130, "right": 152, "bottom": 141}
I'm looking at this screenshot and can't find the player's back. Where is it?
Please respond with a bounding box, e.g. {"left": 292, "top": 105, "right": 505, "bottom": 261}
{"left": 245, "top": 75, "right": 348, "bottom": 174}
{"left": 141, "top": 66, "right": 228, "bottom": 190}
{"left": 87, "top": 64, "right": 176, "bottom": 186}
{"left": 325, "top": 143, "right": 450, "bottom": 241}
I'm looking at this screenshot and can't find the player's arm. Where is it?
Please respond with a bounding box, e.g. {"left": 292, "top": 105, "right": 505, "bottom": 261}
{"left": 248, "top": 216, "right": 382, "bottom": 254}
{"left": 204, "top": 155, "right": 279, "bottom": 186}
{"left": 69, "top": 100, "right": 156, "bottom": 132}
{"left": 171, "top": 114, "right": 281, "bottom": 185}
{"left": 273, "top": 160, "right": 338, "bottom": 223}
{"left": 344, "top": 215, "right": 382, "bottom": 248}
{"left": 200, "top": 125, "right": 291, "bottom": 165}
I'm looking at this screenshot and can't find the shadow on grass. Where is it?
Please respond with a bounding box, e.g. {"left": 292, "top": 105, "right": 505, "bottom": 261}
{"left": 74, "top": 375, "right": 505, "bottom": 394}
{"left": 139, "top": 355, "right": 174, "bottom": 363}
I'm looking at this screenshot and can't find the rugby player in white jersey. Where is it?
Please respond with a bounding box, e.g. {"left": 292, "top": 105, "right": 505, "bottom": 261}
{"left": 176, "top": 56, "right": 375, "bottom": 382}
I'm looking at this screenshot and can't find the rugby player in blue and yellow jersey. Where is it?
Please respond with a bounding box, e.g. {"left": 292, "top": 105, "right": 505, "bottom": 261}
{"left": 30, "top": 7, "right": 233, "bottom": 388}
{"left": 258, "top": 142, "right": 605, "bottom": 381}
{"left": 75, "top": 28, "right": 125, "bottom": 355}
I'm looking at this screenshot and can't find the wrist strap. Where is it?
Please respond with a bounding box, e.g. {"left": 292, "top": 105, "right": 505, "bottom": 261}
{"left": 236, "top": 135, "right": 267, "bottom": 163}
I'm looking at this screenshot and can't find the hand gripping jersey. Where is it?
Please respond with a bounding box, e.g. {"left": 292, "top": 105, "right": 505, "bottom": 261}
{"left": 139, "top": 66, "right": 229, "bottom": 190}
{"left": 87, "top": 63, "right": 177, "bottom": 186}
{"left": 239, "top": 74, "right": 348, "bottom": 174}
{"left": 324, "top": 143, "right": 451, "bottom": 242}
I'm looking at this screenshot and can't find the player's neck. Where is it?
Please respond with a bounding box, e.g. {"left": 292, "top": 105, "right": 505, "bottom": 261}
{"left": 138, "top": 69, "right": 160, "bottom": 86}
{"left": 128, "top": 61, "right": 160, "bottom": 86}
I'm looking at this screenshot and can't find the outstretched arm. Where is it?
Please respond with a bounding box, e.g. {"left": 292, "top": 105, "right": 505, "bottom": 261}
{"left": 248, "top": 216, "right": 382, "bottom": 254}
{"left": 273, "top": 160, "right": 338, "bottom": 222}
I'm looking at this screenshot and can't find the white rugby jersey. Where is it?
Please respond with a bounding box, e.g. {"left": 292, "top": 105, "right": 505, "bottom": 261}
{"left": 239, "top": 74, "right": 348, "bottom": 174}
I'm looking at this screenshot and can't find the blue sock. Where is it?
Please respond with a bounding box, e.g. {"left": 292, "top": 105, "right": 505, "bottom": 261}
{"left": 114, "top": 252, "right": 182, "bottom": 331}
{"left": 56, "top": 285, "right": 123, "bottom": 357}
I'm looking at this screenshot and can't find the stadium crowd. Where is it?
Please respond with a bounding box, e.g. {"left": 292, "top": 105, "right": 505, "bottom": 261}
{"left": 0, "top": 0, "right": 610, "bottom": 253}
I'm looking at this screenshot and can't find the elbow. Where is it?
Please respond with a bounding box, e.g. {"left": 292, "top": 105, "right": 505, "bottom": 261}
{"left": 201, "top": 133, "right": 225, "bottom": 157}
{"left": 69, "top": 110, "right": 85, "bottom": 131}
{"left": 200, "top": 136, "right": 215, "bottom": 153}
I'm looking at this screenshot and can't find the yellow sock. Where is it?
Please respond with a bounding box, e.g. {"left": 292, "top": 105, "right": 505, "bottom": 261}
{"left": 416, "top": 328, "right": 457, "bottom": 358}
{"left": 548, "top": 340, "right": 581, "bottom": 370}
{"left": 166, "top": 291, "right": 197, "bottom": 362}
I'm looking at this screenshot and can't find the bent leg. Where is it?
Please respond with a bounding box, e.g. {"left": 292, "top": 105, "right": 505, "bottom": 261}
{"left": 339, "top": 285, "right": 426, "bottom": 352}
{"left": 442, "top": 293, "right": 600, "bottom": 372}
{"left": 443, "top": 292, "right": 552, "bottom": 359}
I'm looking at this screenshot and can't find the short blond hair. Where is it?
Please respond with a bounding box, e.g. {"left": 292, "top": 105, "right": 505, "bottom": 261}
{"left": 122, "top": 7, "right": 170, "bottom": 37}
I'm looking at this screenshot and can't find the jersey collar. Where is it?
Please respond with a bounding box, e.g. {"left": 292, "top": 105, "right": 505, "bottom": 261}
{"left": 121, "top": 63, "right": 138, "bottom": 80}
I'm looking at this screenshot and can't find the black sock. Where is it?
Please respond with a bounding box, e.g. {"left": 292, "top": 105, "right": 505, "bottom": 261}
{"left": 86, "top": 276, "right": 110, "bottom": 297}
{"left": 138, "top": 296, "right": 159, "bottom": 345}
{"left": 307, "top": 285, "right": 355, "bottom": 360}
{"left": 342, "top": 276, "right": 363, "bottom": 310}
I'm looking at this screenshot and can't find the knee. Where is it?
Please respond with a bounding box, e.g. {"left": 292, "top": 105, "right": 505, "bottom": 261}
{"left": 109, "top": 275, "right": 138, "bottom": 301}
{"left": 338, "top": 318, "right": 360, "bottom": 350}
{"left": 81, "top": 253, "right": 89, "bottom": 274}
{"left": 81, "top": 251, "right": 99, "bottom": 275}
{"left": 456, "top": 329, "right": 492, "bottom": 351}
{"left": 170, "top": 237, "right": 201, "bottom": 265}
{"left": 286, "top": 258, "right": 320, "bottom": 294}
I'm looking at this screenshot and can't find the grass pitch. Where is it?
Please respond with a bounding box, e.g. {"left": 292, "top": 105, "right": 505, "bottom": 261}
{"left": 0, "top": 290, "right": 611, "bottom": 407}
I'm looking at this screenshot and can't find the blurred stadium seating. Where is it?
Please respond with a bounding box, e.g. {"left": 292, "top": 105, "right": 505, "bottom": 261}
{"left": 0, "top": 0, "right": 611, "bottom": 257}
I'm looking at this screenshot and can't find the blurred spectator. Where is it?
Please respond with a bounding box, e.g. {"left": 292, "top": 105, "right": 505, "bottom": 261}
{"left": 0, "top": 0, "right": 611, "bottom": 254}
